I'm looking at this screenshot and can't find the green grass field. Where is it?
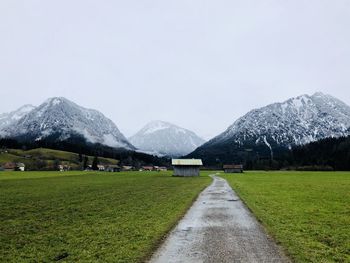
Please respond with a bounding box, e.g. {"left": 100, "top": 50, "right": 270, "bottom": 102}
{"left": 0, "top": 171, "right": 211, "bottom": 262}
{"left": 2, "top": 170, "right": 349, "bottom": 262}
{"left": 222, "top": 171, "right": 350, "bottom": 262}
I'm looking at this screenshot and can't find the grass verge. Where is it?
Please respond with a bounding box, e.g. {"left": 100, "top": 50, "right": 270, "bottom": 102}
{"left": 222, "top": 171, "right": 350, "bottom": 262}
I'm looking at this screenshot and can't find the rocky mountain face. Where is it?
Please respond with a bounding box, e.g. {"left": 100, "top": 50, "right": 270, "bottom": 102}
{"left": 189, "top": 92, "right": 350, "bottom": 164}
{"left": 129, "top": 120, "right": 205, "bottom": 157}
{"left": 0, "top": 97, "right": 134, "bottom": 150}
{"left": 0, "top": 105, "right": 35, "bottom": 131}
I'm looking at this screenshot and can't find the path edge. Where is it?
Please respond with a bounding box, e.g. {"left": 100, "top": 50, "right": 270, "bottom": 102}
{"left": 142, "top": 175, "right": 215, "bottom": 263}
{"left": 217, "top": 173, "right": 292, "bottom": 263}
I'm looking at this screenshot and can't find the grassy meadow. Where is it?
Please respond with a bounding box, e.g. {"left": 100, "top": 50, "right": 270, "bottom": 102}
{"left": 222, "top": 171, "right": 350, "bottom": 262}
{"left": 2, "top": 169, "right": 349, "bottom": 262}
{"left": 0, "top": 170, "right": 211, "bottom": 262}
{"left": 0, "top": 148, "right": 119, "bottom": 170}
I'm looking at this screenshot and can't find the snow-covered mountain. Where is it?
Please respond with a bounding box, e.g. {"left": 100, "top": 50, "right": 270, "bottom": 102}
{"left": 0, "top": 105, "right": 35, "bottom": 132}
{"left": 129, "top": 121, "right": 205, "bottom": 157}
{"left": 189, "top": 92, "right": 350, "bottom": 161}
{"left": 1, "top": 97, "right": 134, "bottom": 150}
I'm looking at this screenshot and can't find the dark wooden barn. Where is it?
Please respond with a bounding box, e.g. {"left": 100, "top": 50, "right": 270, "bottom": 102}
{"left": 223, "top": 164, "right": 243, "bottom": 173}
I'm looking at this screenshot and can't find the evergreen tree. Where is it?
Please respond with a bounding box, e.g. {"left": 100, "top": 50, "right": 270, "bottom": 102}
{"left": 53, "top": 159, "right": 60, "bottom": 171}
{"left": 83, "top": 155, "right": 89, "bottom": 170}
{"left": 92, "top": 156, "right": 99, "bottom": 170}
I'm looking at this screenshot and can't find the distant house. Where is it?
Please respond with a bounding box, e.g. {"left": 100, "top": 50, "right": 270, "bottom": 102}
{"left": 2, "top": 162, "right": 16, "bottom": 171}
{"left": 2, "top": 162, "right": 25, "bottom": 171}
{"left": 172, "top": 159, "right": 203, "bottom": 177}
{"left": 105, "top": 165, "right": 121, "bottom": 172}
{"left": 142, "top": 166, "right": 154, "bottom": 171}
{"left": 223, "top": 164, "right": 243, "bottom": 173}
{"left": 152, "top": 166, "right": 167, "bottom": 171}
{"left": 97, "top": 165, "right": 105, "bottom": 171}
{"left": 58, "top": 164, "right": 70, "bottom": 172}
{"left": 122, "top": 166, "right": 133, "bottom": 171}
{"left": 157, "top": 166, "right": 168, "bottom": 172}
{"left": 16, "top": 163, "right": 26, "bottom": 172}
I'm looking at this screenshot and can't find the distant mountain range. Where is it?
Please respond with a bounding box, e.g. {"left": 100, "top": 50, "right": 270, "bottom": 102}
{"left": 129, "top": 120, "right": 205, "bottom": 157}
{"left": 188, "top": 92, "right": 350, "bottom": 165}
{"left": 0, "top": 98, "right": 204, "bottom": 158}
{"left": 1, "top": 92, "right": 350, "bottom": 167}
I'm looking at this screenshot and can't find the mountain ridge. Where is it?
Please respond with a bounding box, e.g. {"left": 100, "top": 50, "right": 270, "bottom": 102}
{"left": 129, "top": 120, "right": 205, "bottom": 157}
{"left": 0, "top": 104, "right": 36, "bottom": 132}
{"left": 0, "top": 97, "right": 135, "bottom": 150}
{"left": 188, "top": 92, "right": 350, "bottom": 165}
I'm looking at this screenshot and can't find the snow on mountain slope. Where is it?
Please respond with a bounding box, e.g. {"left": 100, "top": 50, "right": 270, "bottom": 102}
{"left": 192, "top": 92, "right": 350, "bottom": 157}
{"left": 129, "top": 121, "right": 205, "bottom": 157}
{"left": 0, "top": 105, "right": 35, "bottom": 132}
{"left": 1, "top": 97, "right": 134, "bottom": 150}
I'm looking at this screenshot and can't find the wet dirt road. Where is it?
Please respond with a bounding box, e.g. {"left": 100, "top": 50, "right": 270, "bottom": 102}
{"left": 149, "top": 175, "right": 289, "bottom": 263}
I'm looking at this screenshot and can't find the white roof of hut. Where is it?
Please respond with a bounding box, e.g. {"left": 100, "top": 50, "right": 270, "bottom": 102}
{"left": 172, "top": 159, "right": 203, "bottom": 166}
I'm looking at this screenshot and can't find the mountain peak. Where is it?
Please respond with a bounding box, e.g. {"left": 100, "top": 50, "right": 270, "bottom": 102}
{"left": 130, "top": 121, "right": 205, "bottom": 157}
{"left": 18, "top": 104, "right": 36, "bottom": 111}
{"left": 312, "top": 91, "right": 328, "bottom": 97}
{"left": 1, "top": 97, "right": 134, "bottom": 150}
{"left": 145, "top": 120, "right": 172, "bottom": 127}
{"left": 0, "top": 104, "right": 36, "bottom": 131}
{"left": 140, "top": 120, "right": 178, "bottom": 135}
{"left": 44, "top": 97, "right": 75, "bottom": 107}
{"left": 189, "top": 92, "right": 350, "bottom": 164}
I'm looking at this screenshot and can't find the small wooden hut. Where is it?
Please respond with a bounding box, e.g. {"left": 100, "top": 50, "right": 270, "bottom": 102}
{"left": 172, "top": 159, "right": 203, "bottom": 177}
{"left": 223, "top": 164, "right": 243, "bottom": 173}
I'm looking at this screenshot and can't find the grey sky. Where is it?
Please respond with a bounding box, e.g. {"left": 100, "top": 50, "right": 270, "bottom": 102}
{"left": 1, "top": 1, "right": 349, "bottom": 140}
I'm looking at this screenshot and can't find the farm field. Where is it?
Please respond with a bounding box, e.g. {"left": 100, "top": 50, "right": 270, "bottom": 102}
{"left": 0, "top": 170, "right": 212, "bottom": 262}
{"left": 222, "top": 171, "right": 350, "bottom": 262}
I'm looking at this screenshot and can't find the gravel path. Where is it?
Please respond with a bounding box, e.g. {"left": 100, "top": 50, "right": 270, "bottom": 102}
{"left": 149, "top": 175, "right": 290, "bottom": 263}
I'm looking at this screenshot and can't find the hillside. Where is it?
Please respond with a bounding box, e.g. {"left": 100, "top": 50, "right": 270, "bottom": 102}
{"left": 0, "top": 148, "right": 119, "bottom": 171}
{"left": 188, "top": 92, "right": 350, "bottom": 167}
{"left": 0, "top": 136, "right": 170, "bottom": 169}
{"left": 291, "top": 135, "right": 350, "bottom": 170}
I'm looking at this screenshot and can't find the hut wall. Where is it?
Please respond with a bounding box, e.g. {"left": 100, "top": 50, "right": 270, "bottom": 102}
{"left": 173, "top": 166, "right": 200, "bottom": 176}
{"left": 224, "top": 168, "right": 243, "bottom": 173}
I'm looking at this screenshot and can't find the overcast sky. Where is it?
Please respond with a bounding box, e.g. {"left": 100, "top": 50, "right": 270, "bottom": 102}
{"left": 0, "top": 1, "right": 349, "bottom": 140}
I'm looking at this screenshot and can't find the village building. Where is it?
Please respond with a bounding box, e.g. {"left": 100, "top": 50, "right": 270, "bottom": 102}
{"left": 1, "top": 162, "right": 26, "bottom": 171}
{"left": 2, "top": 162, "right": 16, "bottom": 171}
{"left": 122, "top": 166, "right": 133, "bottom": 171}
{"left": 105, "top": 165, "right": 121, "bottom": 172}
{"left": 223, "top": 164, "right": 244, "bottom": 173}
{"left": 58, "top": 164, "right": 70, "bottom": 172}
{"left": 142, "top": 166, "right": 154, "bottom": 171}
{"left": 16, "top": 163, "right": 26, "bottom": 172}
{"left": 172, "top": 159, "right": 203, "bottom": 177}
{"left": 157, "top": 166, "right": 168, "bottom": 171}
{"left": 97, "top": 165, "right": 105, "bottom": 171}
